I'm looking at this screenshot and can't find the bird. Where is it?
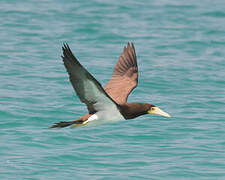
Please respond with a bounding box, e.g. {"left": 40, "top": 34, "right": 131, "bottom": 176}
{"left": 50, "top": 42, "right": 170, "bottom": 128}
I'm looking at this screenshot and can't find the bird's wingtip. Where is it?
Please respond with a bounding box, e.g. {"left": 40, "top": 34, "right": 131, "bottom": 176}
{"left": 62, "top": 43, "right": 70, "bottom": 50}
{"left": 127, "top": 41, "right": 135, "bottom": 49}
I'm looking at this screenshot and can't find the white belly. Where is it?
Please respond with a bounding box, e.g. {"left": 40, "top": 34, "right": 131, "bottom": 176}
{"left": 85, "top": 109, "right": 125, "bottom": 126}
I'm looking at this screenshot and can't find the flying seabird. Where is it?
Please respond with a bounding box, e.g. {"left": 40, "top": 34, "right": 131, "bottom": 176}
{"left": 50, "top": 42, "right": 170, "bottom": 128}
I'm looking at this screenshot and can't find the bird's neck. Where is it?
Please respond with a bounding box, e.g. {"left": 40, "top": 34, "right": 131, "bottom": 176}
{"left": 119, "top": 103, "right": 150, "bottom": 119}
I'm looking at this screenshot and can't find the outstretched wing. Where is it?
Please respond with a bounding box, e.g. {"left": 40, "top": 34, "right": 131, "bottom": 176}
{"left": 62, "top": 44, "right": 117, "bottom": 114}
{"left": 104, "top": 42, "right": 138, "bottom": 105}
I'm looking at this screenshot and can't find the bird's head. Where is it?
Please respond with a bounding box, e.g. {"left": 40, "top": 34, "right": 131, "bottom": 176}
{"left": 147, "top": 105, "right": 171, "bottom": 118}
{"left": 119, "top": 103, "right": 171, "bottom": 119}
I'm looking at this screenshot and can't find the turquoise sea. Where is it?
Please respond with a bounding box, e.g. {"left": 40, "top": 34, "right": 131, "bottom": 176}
{"left": 1, "top": 0, "right": 225, "bottom": 179}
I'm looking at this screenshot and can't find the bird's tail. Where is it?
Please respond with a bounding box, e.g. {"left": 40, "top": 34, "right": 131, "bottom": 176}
{"left": 49, "top": 120, "right": 83, "bottom": 128}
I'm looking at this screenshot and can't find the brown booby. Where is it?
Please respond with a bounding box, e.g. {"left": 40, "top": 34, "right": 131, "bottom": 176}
{"left": 50, "top": 42, "right": 170, "bottom": 128}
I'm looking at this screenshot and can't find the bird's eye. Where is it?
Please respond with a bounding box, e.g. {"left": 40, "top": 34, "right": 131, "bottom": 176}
{"left": 151, "top": 107, "right": 155, "bottom": 111}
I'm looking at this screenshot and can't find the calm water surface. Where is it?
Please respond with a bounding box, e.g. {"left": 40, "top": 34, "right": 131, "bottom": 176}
{"left": 0, "top": 0, "right": 225, "bottom": 179}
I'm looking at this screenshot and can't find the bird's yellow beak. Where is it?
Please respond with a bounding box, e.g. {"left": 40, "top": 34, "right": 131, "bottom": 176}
{"left": 148, "top": 107, "right": 171, "bottom": 118}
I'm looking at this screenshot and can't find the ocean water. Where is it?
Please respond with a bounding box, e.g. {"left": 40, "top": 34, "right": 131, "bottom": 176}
{"left": 1, "top": 0, "right": 225, "bottom": 179}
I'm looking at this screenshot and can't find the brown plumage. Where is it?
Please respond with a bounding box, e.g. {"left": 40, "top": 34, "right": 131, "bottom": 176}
{"left": 104, "top": 43, "right": 138, "bottom": 105}
{"left": 50, "top": 42, "right": 170, "bottom": 128}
